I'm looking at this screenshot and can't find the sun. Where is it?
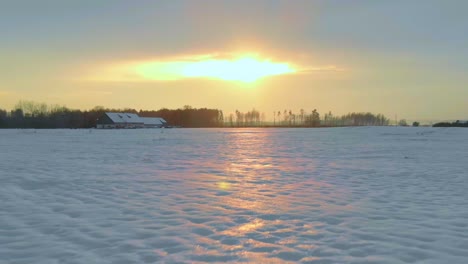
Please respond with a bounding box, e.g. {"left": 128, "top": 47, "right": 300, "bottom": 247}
{"left": 131, "top": 55, "right": 296, "bottom": 82}
{"left": 181, "top": 57, "right": 295, "bottom": 82}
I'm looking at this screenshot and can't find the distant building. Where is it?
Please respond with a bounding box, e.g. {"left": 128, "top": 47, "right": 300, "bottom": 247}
{"left": 140, "top": 117, "right": 167, "bottom": 128}
{"left": 96, "top": 112, "right": 167, "bottom": 129}
{"left": 96, "top": 112, "right": 143, "bottom": 129}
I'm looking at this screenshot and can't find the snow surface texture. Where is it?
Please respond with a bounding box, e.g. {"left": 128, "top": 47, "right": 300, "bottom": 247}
{"left": 1, "top": 127, "right": 467, "bottom": 264}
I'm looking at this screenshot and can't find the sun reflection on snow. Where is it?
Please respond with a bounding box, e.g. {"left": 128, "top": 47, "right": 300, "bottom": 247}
{"left": 217, "top": 181, "right": 230, "bottom": 190}
{"left": 183, "top": 128, "right": 354, "bottom": 262}
{"left": 222, "top": 219, "right": 265, "bottom": 236}
{"left": 219, "top": 130, "right": 285, "bottom": 212}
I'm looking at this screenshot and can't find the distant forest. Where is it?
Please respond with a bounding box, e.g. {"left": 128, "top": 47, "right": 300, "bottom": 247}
{"left": 433, "top": 120, "right": 468, "bottom": 127}
{"left": 0, "top": 100, "right": 395, "bottom": 128}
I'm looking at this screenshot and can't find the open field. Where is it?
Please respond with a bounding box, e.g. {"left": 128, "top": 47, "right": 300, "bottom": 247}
{"left": 1, "top": 127, "right": 467, "bottom": 263}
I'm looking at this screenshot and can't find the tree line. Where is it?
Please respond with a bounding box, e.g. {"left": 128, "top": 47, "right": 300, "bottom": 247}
{"left": 433, "top": 120, "right": 468, "bottom": 127}
{"left": 0, "top": 101, "right": 223, "bottom": 128}
{"left": 226, "top": 108, "right": 390, "bottom": 127}
{"left": 139, "top": 105, "right": 223, "bottom": 128}
{"left": 1, "top": 100, "right": 393, "bottom": 128}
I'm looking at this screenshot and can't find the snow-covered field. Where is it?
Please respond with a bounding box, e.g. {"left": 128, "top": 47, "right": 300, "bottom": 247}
{"left": 1, "top": 127, "right": 467, "bottom": 264}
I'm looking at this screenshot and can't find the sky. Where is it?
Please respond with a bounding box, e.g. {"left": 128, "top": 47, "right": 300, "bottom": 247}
{"left": 1, "top": 0, "right": 468, "bottom": 121}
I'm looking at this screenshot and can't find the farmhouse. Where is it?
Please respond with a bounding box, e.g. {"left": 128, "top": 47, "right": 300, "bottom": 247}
{"left": 96, "top": 112, "right": 167, "bottom": 129}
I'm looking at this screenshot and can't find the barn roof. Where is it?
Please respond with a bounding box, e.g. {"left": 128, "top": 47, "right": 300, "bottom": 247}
{"left": 140, "top": 117, "right": 167, "bottom": 125}
{"left": 105, "top": 112, "right": 143, "bottom": 124}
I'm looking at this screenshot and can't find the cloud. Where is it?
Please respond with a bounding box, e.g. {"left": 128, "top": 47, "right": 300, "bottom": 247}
{"left": 303, "top": 65, "right": 346, "bottom": 73}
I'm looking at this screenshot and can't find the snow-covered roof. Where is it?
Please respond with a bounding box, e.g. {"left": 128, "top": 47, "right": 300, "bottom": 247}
{"left": 105, "top": 112, "right": 143, "bottom": 124}
{"left": 140, "top": 117, "right": 167, "bottom": 125}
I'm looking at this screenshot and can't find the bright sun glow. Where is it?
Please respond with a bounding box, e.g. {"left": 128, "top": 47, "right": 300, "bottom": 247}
{"left": 182, "top": 57, "right": 295, "bottom": 82}
{"left": 131, "top": 55, "right": 296, "bottom": 82}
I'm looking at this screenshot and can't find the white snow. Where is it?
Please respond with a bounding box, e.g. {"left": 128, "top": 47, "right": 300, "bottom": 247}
{"left": 1, "top": 127, "right": 467, "bottom": 263}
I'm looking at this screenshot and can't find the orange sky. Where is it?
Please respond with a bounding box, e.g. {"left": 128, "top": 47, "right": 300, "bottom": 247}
{"left": 1, "top": 1, "right": 467, "bottom": 121}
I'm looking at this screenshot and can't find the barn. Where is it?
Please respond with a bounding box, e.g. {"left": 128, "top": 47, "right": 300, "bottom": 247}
{"left": 96, "top": 112, "right": 167, "bottom": 129}
{"left": 96, "top": 112, "right": 144, "bottom": 129}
